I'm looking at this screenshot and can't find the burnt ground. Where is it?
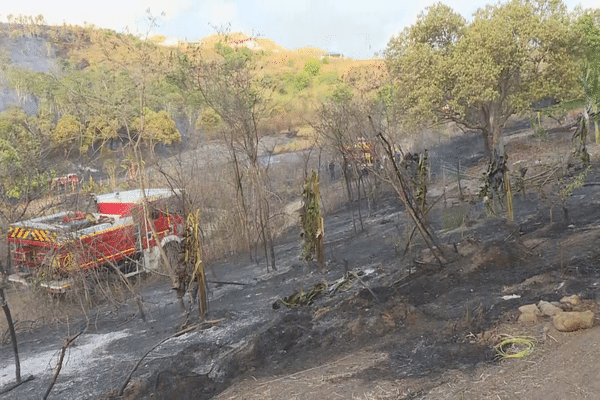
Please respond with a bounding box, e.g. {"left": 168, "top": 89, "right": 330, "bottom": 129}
{"left": 4, "top": 120, "right": 600, "bottom": 399}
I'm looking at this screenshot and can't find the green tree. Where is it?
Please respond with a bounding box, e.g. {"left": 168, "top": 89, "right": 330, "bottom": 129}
{"left": 574, "top": 9, "right": 600, "bottom": 142}
{"left": 86, "top": 116, "right": 119, "bottom": 147}
{"left": 181, "top": 32, "right": 279, "bottom": 272}
{"left": 132, "top": 108, "right": 181, "bottom": 149}
{"left": 385, "top": 0, "right": 581, "bottom": 156}
{"left": 196, "top": 107, "right": 222, "bottom": 134}
{"left": 54, "top": 114, "right": 82, "bottom": 146}
{"left": 303, "top": 58, "right": 322, "bottom": 76}
{"left": 0, "top": 106, "right": 48, "bottom": 199}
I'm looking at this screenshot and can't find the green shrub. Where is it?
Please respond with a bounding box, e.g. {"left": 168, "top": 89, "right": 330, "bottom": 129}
{"left": 318, "top": 71, "right": 339, "bottom": 85}
{"left": 295, "top": 71, "right": 310, "bottom": 91}
{"left": 196, "top": 107, "right": 222, "bottom": 132}
{"left": 303, "top": 58, "right": 321, "bottom": 76}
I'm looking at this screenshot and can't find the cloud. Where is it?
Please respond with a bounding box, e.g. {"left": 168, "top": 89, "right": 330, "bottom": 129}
{"left": 2, "top": 0, "right": 191, "bottom": 33}
{"left": 196, "top": 0, "right": 240, "bottom": 32}
{"left": 2, "top": 0, "right": 598, "bottom": 60}
{"left": 144, "top": 0, "right": 192, "bottom": 20}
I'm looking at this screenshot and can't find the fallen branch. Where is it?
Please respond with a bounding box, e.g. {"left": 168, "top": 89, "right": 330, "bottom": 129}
{"left": 43, "top": 330, "right": 84, "bottom": 400}
{"left": 574, "top": 224, "right": 600, "bottom": 232}
{"left": 403, "top": 193, "right": 445, "bottom": 257}
{"left": 207, "top": 280, "right": 248, "bottom": 286}
{"left": 0, "top": 375, "right": 34, "bottom": 395}
{"left": 118, "top": 324, "right": 203, "bottom": 396}
{"left": 349, "top": 271, "right": 380, "bottom": 304}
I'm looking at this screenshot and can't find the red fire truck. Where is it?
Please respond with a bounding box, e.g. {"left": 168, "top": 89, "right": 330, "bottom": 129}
{"left": 342, "top": 137, "right": 382, "bottom": 169}
{"left": 7, "top": 188, "right": 185, "bottom": 292}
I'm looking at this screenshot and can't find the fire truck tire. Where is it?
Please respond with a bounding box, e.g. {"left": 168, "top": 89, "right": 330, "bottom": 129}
{"left": 162, "top": 241, "right": 182, "bottom": 274}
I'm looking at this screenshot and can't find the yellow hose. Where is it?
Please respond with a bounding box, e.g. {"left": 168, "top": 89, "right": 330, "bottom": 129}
{"left": 494, "top": 337, "right": 535, "bottom": 359}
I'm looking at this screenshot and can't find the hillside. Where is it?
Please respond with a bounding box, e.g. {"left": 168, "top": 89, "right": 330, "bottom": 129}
{"left": 0, "top": 24, "right": 383, "bottom": 157}
{"left": 3, "top": 117, "right": 600, "bottom": 399}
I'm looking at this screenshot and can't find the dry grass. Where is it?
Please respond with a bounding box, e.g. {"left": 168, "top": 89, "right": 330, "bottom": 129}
{"left": 1, "top": 268, "right": 142, "bottom": 343}
{"left": 0, "top": 286, "right": 71, "bottom": 340}
{"left": 273, "top": 139, "right": 313, "bottom": 154}
{"left": 214, "top": 351, "right": 392, "bottom": 400}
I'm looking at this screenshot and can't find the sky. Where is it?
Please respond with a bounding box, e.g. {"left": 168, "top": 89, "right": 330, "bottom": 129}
{"left": 2, "top": 0, "right": 599, "bottom": 59}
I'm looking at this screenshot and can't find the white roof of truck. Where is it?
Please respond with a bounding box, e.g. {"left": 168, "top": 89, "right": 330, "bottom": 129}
{"left": 95, "top": 188, "right": 180, "bottom": 204}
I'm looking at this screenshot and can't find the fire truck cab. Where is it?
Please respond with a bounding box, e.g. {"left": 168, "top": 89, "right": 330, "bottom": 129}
{"left": 7, "top": 188, "right": 184, "bottom": 293}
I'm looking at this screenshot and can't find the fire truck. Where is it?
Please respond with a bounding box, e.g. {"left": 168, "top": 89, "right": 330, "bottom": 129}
{"left": 7, "top": 188, "right": 185, "bottom": 292}
{"left": 342, "top": 137, "right": 382, "bottom": 170}
{"left": 50, "top": 173, "right": 79, "bottom": 190}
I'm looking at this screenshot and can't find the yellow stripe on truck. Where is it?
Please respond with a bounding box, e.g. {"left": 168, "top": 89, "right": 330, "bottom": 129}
{"left": 9, "top": 227, "right": 56, "bottom": 243}
{"left": 9, "top": 227, "right": 21, "bottom": 238}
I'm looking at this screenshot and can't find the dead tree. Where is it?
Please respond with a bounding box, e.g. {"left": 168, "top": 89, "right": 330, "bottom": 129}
{"left": 184, "top": 32, "right": 278, "bottom": 272}
{"left": 479, "top": 149, "right": 514, "bottom": 222}
{"left": 300, "top": 171, "right": 325, "bottom": 271}
{"left": 375, "top": 130, "right": 445, "bottom": 267}
{"left": 571, "top": 114, "right": 591, "bottom": 169}
{"left": 183, "top": 210, "right": 208, "bottom": 319}
{"left": 0, "top": 267, "right": 20, "bottom": 384}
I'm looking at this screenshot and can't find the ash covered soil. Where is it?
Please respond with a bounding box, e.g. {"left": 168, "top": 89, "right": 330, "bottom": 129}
{"left": 4, "top": 121, "right": 600, "bottom": 399}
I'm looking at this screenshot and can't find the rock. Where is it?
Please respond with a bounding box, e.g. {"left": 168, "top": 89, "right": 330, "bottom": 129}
{"left": 519, "top": 312, "right": 540, "bottom": 324}
{"left": 518, "top": 304, "right": 542, "bottom": 324}
{"left": 519, "top": 304, "right": 541, "bottom": 316}
{"left": 560, "top": 294, "right": 581, "bottom": 306}
{"left": 538, "top": 300, "right": 562, "bottom": 317}
{"left": 552, "top": 310, "right": 594, "bottom": 332}
{"left": 482, "top": 330, "right": 493, "bottom": 342}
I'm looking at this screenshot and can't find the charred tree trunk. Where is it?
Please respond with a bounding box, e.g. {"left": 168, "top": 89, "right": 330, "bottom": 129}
{"left": 300, "top": 171, "right": 325, "bottom": 271}
{"left": 376, "top": 132, "right": 445, "bottom": 267}
{"left": 342, "top": 156, "right": 357, "bottom": 235}
{"left": 265, "top": 199, "right": 277, "bottom": 272}
{"left": 355, "top": 166, "right": 364, "bottom": 232}
{"left": 0, "top": 259, "right": 20, "bottom": 383}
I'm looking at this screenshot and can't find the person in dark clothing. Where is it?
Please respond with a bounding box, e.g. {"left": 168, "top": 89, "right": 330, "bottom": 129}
{"left": 329, "top": 160, "right": 336, "bottom": 180}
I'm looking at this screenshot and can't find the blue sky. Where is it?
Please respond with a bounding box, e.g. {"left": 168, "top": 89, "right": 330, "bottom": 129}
{"left": 2, "top": 0, "right": 599, "bottom": 59}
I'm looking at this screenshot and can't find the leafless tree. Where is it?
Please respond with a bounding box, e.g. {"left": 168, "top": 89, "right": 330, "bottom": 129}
{"left": 181, "top": 31, "right": 279, "bottom": 271}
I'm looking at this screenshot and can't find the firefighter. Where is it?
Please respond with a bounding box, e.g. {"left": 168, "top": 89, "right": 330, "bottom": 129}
{"left": 329, "top": 160, "right": 336, "bottom": 180}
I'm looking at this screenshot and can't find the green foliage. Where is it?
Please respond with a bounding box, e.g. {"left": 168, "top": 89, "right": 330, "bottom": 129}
{"left": 330, "top": 85, "right": 353, "bottom": 103}
{"left": 196, "top": 107, "right": 222, "bottom": 133}
{"left": 86, "top": 116, "right": 119, "bottom": 143}
{"left": 560, "top": 166, "right": 590, "bottom": 202}
{"left": 374, "top": 84, "right": 394, "bottom": 109}
{"left": 214, "top": 41, "right": 234, "bottom": 57}
{"left": 54, "top": 114, "right": 81, "bottom": 145}
{"left": 322, "top": 57, "right": 330, "bottom": 65}
{"left": 295, "top": 71, "right": 310, "bottom": 91}
{"left": 385, "top": 0, "right": 582, "bottom": 154}
{"left": 287, "top": 59, "right": 295, "bottom": 68}
{"left": 530, "top": 112, "right": 547, "bottom": 139}
{"left": 303, "top": 58, "right": 322, "bottom": 76}
{"left": 0, "top": 106, "right": 47, "bottom": 199}
{"left": 576, "top": 9, "right": 600, "bottom": 64}
{"left": 574, "top": 10, "right": 600, "bottom": 141}
{"left": 317, "top": 71, "right": 339, "bottom": 85}
{"left": 442, "top": 207, "right": 467, "bottom": 230}
{"left": 133, "top": 108, "right": 181, "bottom": 146}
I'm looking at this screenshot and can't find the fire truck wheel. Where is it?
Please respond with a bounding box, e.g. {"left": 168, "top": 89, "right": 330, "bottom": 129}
{"left": 162, "top": 241, "right": 182, "bottom": 274}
